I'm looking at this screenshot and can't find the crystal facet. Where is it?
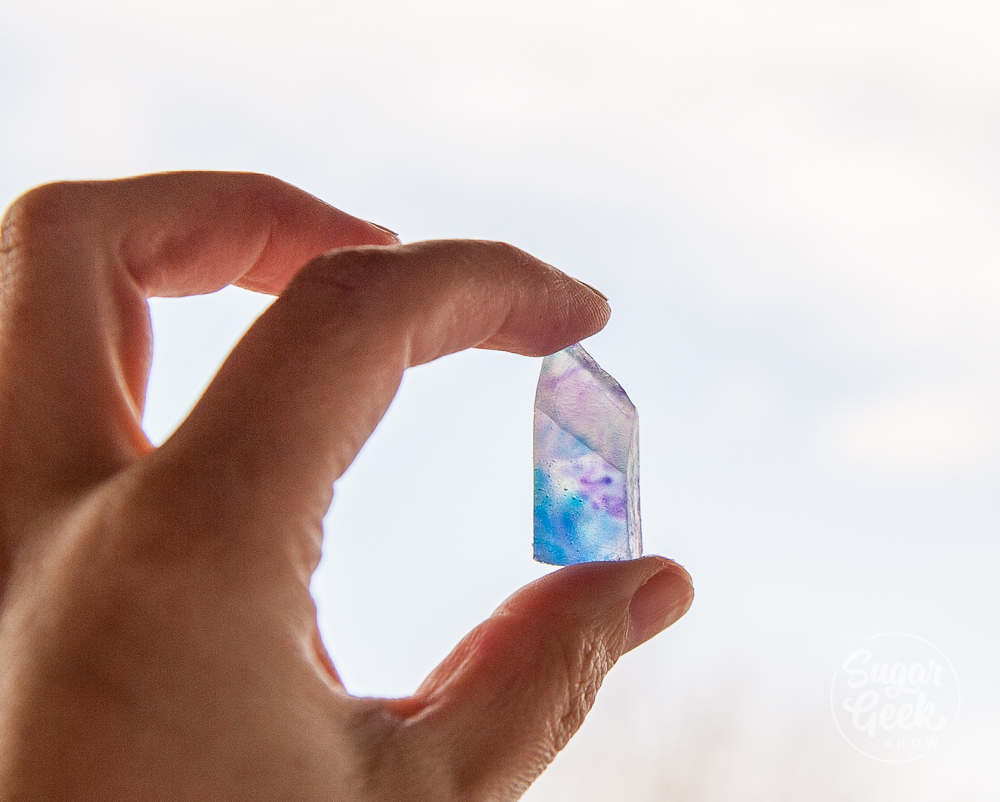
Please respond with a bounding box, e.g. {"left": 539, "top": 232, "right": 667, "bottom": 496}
{"left": 533, "top": 344, "right": 641, "bottom": 565}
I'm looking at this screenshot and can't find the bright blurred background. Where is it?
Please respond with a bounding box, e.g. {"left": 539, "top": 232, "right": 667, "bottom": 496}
{"left": 3, "top": 1, "right": 997, "bottom": 797}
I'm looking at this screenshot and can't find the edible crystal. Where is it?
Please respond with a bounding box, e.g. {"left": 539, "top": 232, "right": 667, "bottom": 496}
{"left": 533, "top": 343, "right": 641, "bottom": 565}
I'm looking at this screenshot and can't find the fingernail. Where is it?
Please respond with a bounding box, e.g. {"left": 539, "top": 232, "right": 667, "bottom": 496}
{"left": 365, "top": 220, "right": 400, "bottom": 241}
{"left": 624, "top": 565, "right": 693, "bottom": 653}
{"left": 575, "top": 279, "right": 608, "bottom": 302}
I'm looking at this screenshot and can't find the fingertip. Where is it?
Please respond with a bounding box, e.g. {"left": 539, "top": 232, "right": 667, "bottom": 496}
{"left": 623, "top": 558, "right": 694, "bottom": 653}
{"left": 582, "top": 287, "right": 612, "bottom": 337}
{"left": 569, "top": 276, "right": 611, "bottom": 335}
{"left": 487, "top": 278, "right": 611, "bottom": 358}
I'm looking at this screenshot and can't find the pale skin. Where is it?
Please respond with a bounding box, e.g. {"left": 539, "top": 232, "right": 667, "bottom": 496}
{"left": 0, "top": 172, "right": 694, "bottom": 800}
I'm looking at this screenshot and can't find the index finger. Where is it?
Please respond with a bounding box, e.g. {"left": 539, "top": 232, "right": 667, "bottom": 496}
{"left": 88, "top": 170, "right": 400, "bottom": 296}
{"left": 0, "top": 172, "right": 398, "bottom": 512}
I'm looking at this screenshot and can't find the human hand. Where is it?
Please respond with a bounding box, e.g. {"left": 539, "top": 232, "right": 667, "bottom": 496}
{"left": 0, "top": 172, "right": 694, "bottom": 800}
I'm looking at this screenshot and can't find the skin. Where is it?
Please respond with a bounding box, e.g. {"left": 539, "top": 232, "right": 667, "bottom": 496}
{"left": 0, "top": 172, "right": 694, "bottom": 800}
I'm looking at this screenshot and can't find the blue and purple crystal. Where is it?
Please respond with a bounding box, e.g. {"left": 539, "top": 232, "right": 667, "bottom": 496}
{"left": 533, "top": 344, "right": 641, "bottom": 565}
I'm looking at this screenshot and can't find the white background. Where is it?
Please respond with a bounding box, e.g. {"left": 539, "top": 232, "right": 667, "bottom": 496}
{"left": 3, "top": 1, "right": 998, "bottom": 797}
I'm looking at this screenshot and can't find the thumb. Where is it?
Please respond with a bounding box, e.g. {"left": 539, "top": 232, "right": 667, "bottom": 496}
{"left": 391, "top": 557, "right": 693, "bottom": 800}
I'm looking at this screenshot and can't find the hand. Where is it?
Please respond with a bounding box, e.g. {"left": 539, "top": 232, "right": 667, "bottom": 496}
{"left": 0, "top": 172, "right": 694, "bottom": 800}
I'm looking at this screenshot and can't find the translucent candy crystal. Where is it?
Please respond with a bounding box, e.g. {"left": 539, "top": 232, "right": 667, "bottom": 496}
{"left": 533, "top": 343, "right": 641, "bottom": 565}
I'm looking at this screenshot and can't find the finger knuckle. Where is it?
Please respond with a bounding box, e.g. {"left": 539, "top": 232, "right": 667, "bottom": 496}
{"left": 3, "top": 182, "right": 85, "bottom": 241}
{"left": 238, "top": 171, "right": 298, "bottom": 207}
{"left": 293, "top": 246, "right": 396, "bottom": 297}
{"left": 1, "top": 183, "right": 99, "bottom": 283}
{"left": 294, "top": 251, "right": 415, "bottom": 384}
{"left": 477, "top": 238, "right": 532, "bottom": 266}
{"left": 548, "top": 625, "right": 621, "bottom": 751}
